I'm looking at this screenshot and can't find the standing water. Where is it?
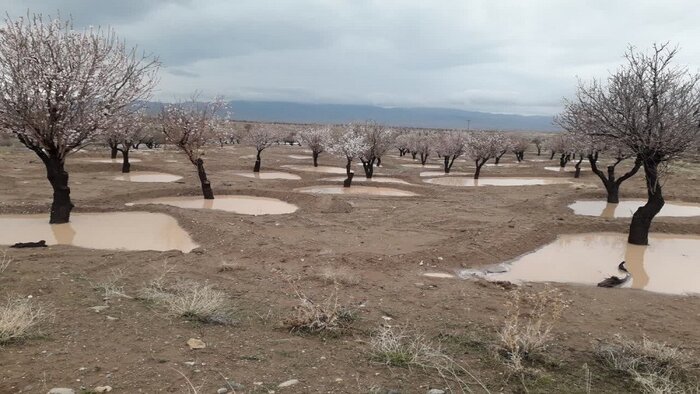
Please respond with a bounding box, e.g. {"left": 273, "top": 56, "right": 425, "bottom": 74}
{"left": 127, "top": 195, "right": 298, "bottom": 215}
{"left": 568, "top": 200, "right": 700, "bottom": 218}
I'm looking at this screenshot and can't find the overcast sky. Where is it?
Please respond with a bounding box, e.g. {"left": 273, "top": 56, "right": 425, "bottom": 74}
{"left": 2, "top": 0, "right": 699, "bottom": 115}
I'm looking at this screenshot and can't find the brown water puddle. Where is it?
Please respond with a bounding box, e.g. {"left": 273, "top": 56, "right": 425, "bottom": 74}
{"left": 319, "top": 176, "right": 411, "bottom": 185}
{"left": 233, "top": 171, "right": 301, "bottom": 180}
{"left": 478, "top": 233, "right": 700, "bottom": 295}
{"left": 424, "top": 177, "right": 571, "bottom": 187}
{"left": 288, "top": 155, "right": 311, "bottom": 160}
{"left": 295, "top": 185, "right": 418, "bottom": 196}
{"left": 113, "top": 172, "right": 183, "bottom": 183}
{"left": 569, "top": 200, "right": 700, "bottom": 218}
{"left": 86, "top": 158, "right": 142, "bottom": 163}
{"left": 401, "top": 164, "right": 441, "bottom": 169}
{"left": 127, "top": 195, "right": 298, "bottom": 215}
{"left": 419, "top": 171, "right": 472, "bottom": 177}
{"left": 544, "top": 166, "right": 586, "bottom": 173}
{"left": 0, "top": 212, "right": 197, "bottom": 252}
{"left": 282, "top": 165, "right": 347, "bottom": 174}
{"left": 485, "top": 163, "right": 530, "bottom": 167}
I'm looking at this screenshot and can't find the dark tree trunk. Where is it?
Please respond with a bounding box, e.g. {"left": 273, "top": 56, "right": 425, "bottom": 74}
{"left": 44, "top": 155, "right": 74, "bottom": 224}
{"left": 537, "top": 146, "right": 541, "bottom": 156}
{"left": 196, "top": 158, "right": 214, "bottom": 199}
{"left": 110, "top": 145, "right": 118, "bottom": 159}
{"left": 361, "top": 158, "right": 375, "bottom": 178}
{"left": 573, "top": 155, "right": 584, "bottom": 178}
{"left": 589, "top": 154, "right": 642, "bottom": 204}
{"left": 411, "top": 152, "right": 417, "bottom": 160}
{"left": 443, "top": 156, "right": 451, "bottom": 173}
{"left": 254, "top": 150, "right": 262, "bottom": 172}
{"left": 559, "top": 153, "right": 570, "bottom": 168}
{"left": 628, "top": 159, "right": 664, "bottom": 245}
{"left": 474, "top": 159, "right": 488, "bottom": 179}
{"left": 312, "top": 151, "right": 319, "bottom": 167}
{"left": 420, "top": 153, "right": 428, "bottom": 165}
{"left": 549, "top": 151, "right": 556, "bottom": 160}
{"left": 376, "top": 157, "right": 381, "bottom": 167}
{"left": 121, "top": 149, "right": 131, "bottom": 173}
{"left": 344, "top": 159, "right": 354, "bottom": 187}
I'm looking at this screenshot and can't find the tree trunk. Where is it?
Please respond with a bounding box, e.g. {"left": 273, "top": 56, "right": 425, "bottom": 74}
{"left": 573, "top": 156, "right": 583, "bottom": 178}
{"left": 254, "top": 151, "right": 262, "bottom": 172}
{"left": 196, "top": 158, "right": 214, "bottom": 199}
{"left": 110, "top": 145, "right": 118, "bottom": 159}
{"left": 44, "top": 155, "right": 74, "bottom": 224}
{"left": 361, "top": 158, "right": 375, "bottom": 178}
{"left": 589, "top": 154, "right": 642, "bottom": 204}
{"left": 376, "top": 157, "right": 382, "bottom": 167}
{"left": 628, "top": 160, "right": 664, "bottom": 245}
{"left": 474, "top": 159, "right": 487, "bottom": 179}
{"left": 549, "top": 151, "right": 555, "bottom": 160}
{"left": 495, "top": 156, "right": 501, "bottom": 165}
{"left": 121, "top": 149, "right": 131, "bottom": 173}
{"left": 420, "top": 153, "right": 428, "bottom": 165}
{"left": 344, "top": 159, "right": 353, "bottom": 187}
{"left": 443, "top": 156, "right": 450, "bottom": 173}
{"left": 559, "top": 153, "right": 569, "bottom": 168}
{"left": 312, "top": 151, "right": 319, "bottom": 167}
{"left": 537, "top": 146, "right": 541, "bottom": 156}
{"left": 411, "top": 152, "right": 417, "bottom": 160}
{"left": 605, "top": 183, "right": 620, "bottom": 204}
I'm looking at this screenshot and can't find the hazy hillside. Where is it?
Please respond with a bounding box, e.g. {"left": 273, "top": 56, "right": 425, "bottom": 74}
{"left": 144, "top": 100, "right": 559, "bottom": 131}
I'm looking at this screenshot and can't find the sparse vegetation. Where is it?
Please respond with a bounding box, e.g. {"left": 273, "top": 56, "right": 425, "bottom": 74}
{"left": 497, "top": 288, "right": 569, "bottom": 373}
{"left": 283, "top": 286, "right": 355, "bottom": 334}
{"left": 0, "top": 297, "right": 50, "bottom": 344}
{"left": 141, "top": 280, "right": 235, "bottom": 325}
{"left": 0, "top": 251, "right": 10, "bottom": 275}
{"left": 596, "top": 334, "right": 699, "bottom": 393}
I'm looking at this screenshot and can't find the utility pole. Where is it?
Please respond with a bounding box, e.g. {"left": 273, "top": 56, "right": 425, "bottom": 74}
{"left": 467, "top": 119, "right": 471, "bottom": 131}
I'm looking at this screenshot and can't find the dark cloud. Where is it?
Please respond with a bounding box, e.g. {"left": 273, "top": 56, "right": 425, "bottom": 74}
{"left": 2, "top": 0, "right": 699, "bottom": 115}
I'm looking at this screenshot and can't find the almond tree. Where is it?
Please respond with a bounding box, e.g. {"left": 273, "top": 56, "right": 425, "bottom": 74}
{"left": 105, "top": 111, "right": 148, "bottom": 173}
{"left": 560, "top": 44, "right": 700, "bottom": 245}
{"left": 299, "top": 126, "right": 331, "bottom": 167}
{"left": 160, "top": 97, "right": 224, "bottom": 199}
{"left": 532, "top": 137, "right": 543, "bottom": 156}
{"left": 0, "top": 14, "right": 159, "bottom": 223}
{"left": 434, "top": 132, "right": 467, "bottom": 173}
{"left": 329, "top": 129, "right": 368, "bottom": 187}
{"left": 588, "top": 140, "right": 641, "bottom": 202}
{"left": 245, "top": 126, "right": 278, "bottom": 172}
{"left": 354, "top": 121, "right": 392, "bottom": 178}
{"left": 408, "top": 132, "right": 432, "bottom": 164}
{"left": 466, "top": 132, "right": 499, "bottom": 179}
{"left": 492, "top": 133, "right": 512, "bottom": 165}
{"left": 512, "top": 137, "right": 530, "bottom": 162}
{"left": 394, "top": 129, "right": 411, "bottom": 157}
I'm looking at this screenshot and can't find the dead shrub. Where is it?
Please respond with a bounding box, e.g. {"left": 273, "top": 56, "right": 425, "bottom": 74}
{"left": 140, "top": 280, "right": 235, "bottom": 325}
{"left": 0, "top": 251, "right": 10, "bottom": 275}
{"left": 596, "top": 334, "right": 698, "bottom": 393}
{"left": 369, "top": 325, "right": 489, "bottom": 393}
{"left": 0, "top": 297, "right": 50, "bottom": 344}
{"left": 283, "top": 286, "right": 355, "bottom": 334}
{"left": 315, "top": 266, "right": 360, "bottom": 286}
{"left": 93, "top": 269, "right": 131, "bottom": 300}
{"left": 496, "top": 287, "right": 569, "bottom": 373}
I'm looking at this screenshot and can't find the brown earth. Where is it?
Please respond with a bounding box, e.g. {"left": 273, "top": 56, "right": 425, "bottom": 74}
{"left": 0, "top": 141, "right": 699, "bottom": 393}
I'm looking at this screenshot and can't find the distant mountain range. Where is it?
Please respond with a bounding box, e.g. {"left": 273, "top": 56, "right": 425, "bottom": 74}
{"left": 145, "top": 100, "right": 559, "bottom": 131}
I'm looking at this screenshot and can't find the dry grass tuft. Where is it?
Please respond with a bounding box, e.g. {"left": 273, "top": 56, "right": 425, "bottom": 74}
{"left": 369, "top": 325, "right": 489, "bottom": 393}
{"left": 596, "top": 334, "right": 698, "bottom": 393}
{"left": 496, "top": 287, "right": 569, "bottom": 373}
{"left": 0, "top": 297, "right": 50, "bottom": 344}
{"left": 283, "top": 286, "right": 355, "bottom": 334}
{"left": 315, "top": 266, "right": 360, "bottom": 286}
{"left": 141, "top": 280, "right": 235, "bottom": 325}
{"left": 0, "top": 251, "right": 11, "bottom": 275}
{"left": 93, "top": 269, "right": 131, "bottom": 300}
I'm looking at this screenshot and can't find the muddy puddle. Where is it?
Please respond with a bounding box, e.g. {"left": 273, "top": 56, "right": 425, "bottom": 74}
{"left": 544, "top": 166, "right": 586, "bottom": 173}
{"left": 295, "top": 185, "right": 418, "bottom": 196}
{"left": 282, "top": 165, "right": 347, "bottom": 174}
{"left": 569, "top": 200, "right": 700, "bottom": 218}
{"left": 288, "top": 155, "right": 311, "bottom": 160}
{"left": 233, "top": 171, "right": 301, "bottom": 180}
{"left": 424, "top": 177, "right": 571, "bottom": 187}
{"left": 0, "top": 212, "right": 197, "bottom": 252}
{"left": 319, "top": 176, "right": 411, "bottom": 185}
{"left": 485, "top": 163, "right": 529, "bottom": 167}
{"left": 470, "top": 233, "right": 700, "bottom": 295}
{"left": 127, "top": 195, "right": 298, "bottom": 215}
{"left": 86, "top": 158, "right": 142, "bottom": 164}
{"left": 113, "top": 172, "right": 183, "bottom": 183}
{"left": 401, "top": 164, "right": 441, "bottom": 169}
{"left": 419, "top": 171, "right": 472, "bottom": 177}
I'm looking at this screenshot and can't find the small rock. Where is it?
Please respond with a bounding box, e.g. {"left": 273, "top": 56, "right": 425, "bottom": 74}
{"left": 278, "top": 379, "right": 299, "bottom": 388}
{"left": 187, "top": 338, "right": 206, "bottom": 349}
{"left": 184, "top": 361, "right": 195, "bottom": 366}
{"left": 95, "top": 386, "right": 113, "bottom": 393}
{"left": 106, "top": 316, "right": 118, "bottom": 321}
{"left": 217, "top": 388, "right": 228, "bottom": 394}
{"left": 427, "top": 390, "right": 445, "bottom": 394}
{"left": 48, "top": 389, "right": 75, "bottom": 394}
{"left": 88, "top": 305, "right": 109, "bottom": 313}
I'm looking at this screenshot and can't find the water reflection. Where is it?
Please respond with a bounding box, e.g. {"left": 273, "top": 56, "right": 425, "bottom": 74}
{"left": 424, "top": 177, "right": 572, "bottom": 187}
{"left": 569, "top": 200, "right": 700, "bottom": 218}
{"left": 127, "top": 195, "right": 298, "bottom": 215}
{"left": 113, "top": 172, "right": 183, "bottom": 183}
{"left": 295, "top": 185, "right": 418, "bottom": 196}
